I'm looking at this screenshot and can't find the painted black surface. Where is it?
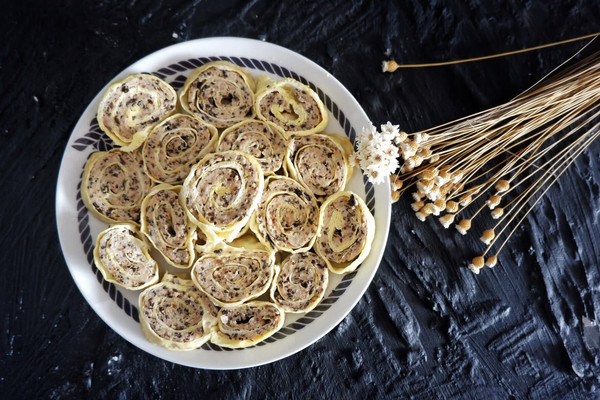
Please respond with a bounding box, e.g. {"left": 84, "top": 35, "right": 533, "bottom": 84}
{"left": 1, "top": 1, "right": 599, "bottom": 398}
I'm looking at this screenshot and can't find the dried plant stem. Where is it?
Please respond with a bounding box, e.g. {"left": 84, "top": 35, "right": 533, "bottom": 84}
{"left": 489, "top": 123, "right": 600, "bottom": 256}
{"left": 382, "top": 33, "right": 600, "bottom": 71}
{"left": 390, "top": 49, "right": 600, "bottom": 272}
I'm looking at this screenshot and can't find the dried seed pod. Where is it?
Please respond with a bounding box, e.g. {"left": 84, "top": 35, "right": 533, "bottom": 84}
{"left": 459, "top": 194, "right": 472, "bottom": 206}
{"left": 390, "top": 174, "right": 403, "bottom": 191}
{"left": 411, "top": 200, "right": 425, "bottom": 211}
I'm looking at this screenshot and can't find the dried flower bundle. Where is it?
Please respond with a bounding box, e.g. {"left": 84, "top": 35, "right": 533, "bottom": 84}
{"left": 364, "top": 49, "right": 600, "bottom": 273}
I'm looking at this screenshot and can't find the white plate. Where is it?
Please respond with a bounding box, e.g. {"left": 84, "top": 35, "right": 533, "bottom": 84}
{"left": 55, "top": 37, "right": 391, "bottom": 369}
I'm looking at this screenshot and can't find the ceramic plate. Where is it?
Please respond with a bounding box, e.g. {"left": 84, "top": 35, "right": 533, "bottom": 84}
{"left": 55, "top": 37, "right": 391, "bottom": 369}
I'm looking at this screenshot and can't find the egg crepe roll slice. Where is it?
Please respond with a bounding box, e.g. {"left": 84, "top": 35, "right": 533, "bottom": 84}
{"left": 97, "top": 74, "right": 177, "bottom": 151}
{"left": 93, "top": 223, "right": 159, "bottom": 290}
{"left": 82, "top": 148, "right": 154, "bottom": 224}
{"left": 255, "top": 76, "right": 328, "bottom": 136}
{"left": 250, "top": 175, "right": 320, "bottom": 253}
{"left": 142, "top": 114, "right": 218, "bottom": 184}
{"left": 141, "top": 184, "right": 196, "bottom": 269}
{"left": 181, "top": 151, "right": 264, "bottom": 242}
{"left": 179, "top": 61, "right": 255, "bottom": 128}
{"left": 270, "top": 251, "right": 328, "bottom": 313}
{"left": 285, "top": 133, "right": 353, "bottom": 202}
{"left": 191, "top": 242, "right": 275, "bottom": 308}
{"left": 315, "top": 191, "right": 375, "bottom": 274}
{"left": 218, "top": 119, "right": 287, "bottom": 176}
{"left": 212, "top": 301, "right": 284, "bottom": 348}
{"left": 139, "top": 274, "right": 219, "bottom": 351}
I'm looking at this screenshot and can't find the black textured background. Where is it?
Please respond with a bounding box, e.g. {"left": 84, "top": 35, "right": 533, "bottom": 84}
{"left": 2, "top": 1, "right": 600, "bottom": 399}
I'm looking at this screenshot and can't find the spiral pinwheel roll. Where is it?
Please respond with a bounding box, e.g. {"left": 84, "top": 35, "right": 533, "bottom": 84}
{"left": 211, "top": 301, "right": 285, "bottom": 348}
{"left": 140, "top": 184, "right": 196, "bottom": 269}
{"left": 191, "top": 243, "right": 275, "bottom": 307}
{"left": 139, "top": 274, "right": 219, "bottom": 351}
{"left": 315, "top": 191, "right": 375, "bottom": 274}
{"left": 255, "top": 76, "right": 328, "bottom": 136}
{"left": 218, "top": 119, "right": 287, "bottom": 175}
{"left": 250, "top": 176, "right": 320, "bottom": 253}
{"left": 142, "top": 114, "right": 218, "bottom": 184}
{"left": 82, "top": 149, "right": 154, "bottom": 224}
{"left": 93, "top": 224, "right": 159, "bottom": 290}
{"left": 285, "top": 133, "right": 354, "bottom": 202}
{"left": 97, "top": 74, "right": 177, "bottom": 151}
{"left": 179, "top": 61, "right": 256, "bottom": 128}
{"left": 182, "top": 151, "right": 264, "bottom": 242}
{"left": 270, "top": 252, "right": 328, "bottom": 313}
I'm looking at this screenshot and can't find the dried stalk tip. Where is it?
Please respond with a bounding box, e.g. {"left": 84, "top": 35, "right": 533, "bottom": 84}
{"left": 417, "top": 179, "right": 434, "bottom": 194}
{"left": 390, "top": 174, "right": 403, "bottom": 191}
{"left": 446, "top": 201, "right": 459, "bottom": 213}
{"left": 485, "top": 255, "right": 498, "bottom": 268}
{"left": 412, "top": 191, "right": 424, "bottom": 202}
{"left": 468, "top": 256, "right": 485, "bottom": 274}
{"left": 411, "top": 200, "right": 425, "bottom": 211}
{"left": 423, "top": 202, "right": 441, "bottom": 216}
{"left": 435, "top": 170, "right": 451, "bottom": 186}
{"left": 480, "top": 229, "right": 496, "bottom": 245}
{"left": 491, "top": 208, "right": 504, "bottom": 219}
{"left": 396, "top": 131, "right": 408, "bottom": 143}
{"left": 434, "top": 198, "right": 446, "bottom": 211}
{"left": 415, "top": 211, "right": 428, "bottom": 222}
{"left": 439, "top": 214, "right": 455, "bottom": 229}
{"left": 382, "top": 60, "right": 399, "bottom": 73}
{"left": 487, "top": 195, "right": 502, "bottom": 209}
{"left": 419, "top": 169, "right": 437, "bottom": 181}
{"left": 391, "top": 190, "right": 401, "bottom": 203}
{"left": 495, "top": 180, "right": 510, "bottom": 193}
{"left": 459, "top": 194, "right": 472, "bottom": 206}
{"left": 455, "top": 219, "right": 472, "bottom": 235}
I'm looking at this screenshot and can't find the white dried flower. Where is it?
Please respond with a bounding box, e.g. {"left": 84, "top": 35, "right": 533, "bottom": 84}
{"left": 355, "top": 122, "right": 402, "bottom": 184}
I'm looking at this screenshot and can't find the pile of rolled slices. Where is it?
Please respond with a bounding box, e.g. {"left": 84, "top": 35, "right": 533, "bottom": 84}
{"left": 81, "top": 61, "right": 375, "bottom": 351}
